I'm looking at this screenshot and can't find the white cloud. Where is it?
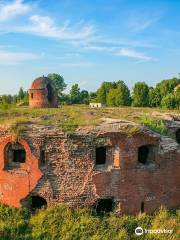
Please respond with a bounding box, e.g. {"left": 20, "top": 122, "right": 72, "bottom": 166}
{"left": 0, "top": 0, "right": 31, "bottom": 22}
{"left": 0, "top": 50, "right": 40, "bottom": 64}
{"left": 0, "top": 2, "right": 156, "bottom": 62}
{"left": 13, "top": 14, "right": 95, "bottom": 41}
{"left": 83, "top": 45, "right": 115, "bottom": 52}
{"left": 126, "top": 9, "right": 162, "bottom": 33}
{"left": 129, "top": 18, "right": 159, "bottom": 32}
{"left": 115, "top": 48, "right": 153, "bottom": 61}
{"left": 95, "top": 38, "right": 157, "bottom": 48}
{"left": 83, "top": 44, "right": 154, "bottom": 61}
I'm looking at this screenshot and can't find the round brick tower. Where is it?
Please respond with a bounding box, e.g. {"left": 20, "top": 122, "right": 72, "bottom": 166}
{"left": 29, "top": 76, "right": 58, "bottom": 108}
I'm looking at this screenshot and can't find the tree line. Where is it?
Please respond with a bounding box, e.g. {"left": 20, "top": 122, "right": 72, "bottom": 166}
{"left": 0, "top": 73, "right": 180, "bottom": 109}
{"left": 46, "top": 74, "right": 180, "bottom": 109}
{"left": 95, "top": 78, "right": 180, "bottom": 109}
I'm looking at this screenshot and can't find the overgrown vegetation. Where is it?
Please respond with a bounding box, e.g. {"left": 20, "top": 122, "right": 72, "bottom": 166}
{"left": 0, "top": 204, "right": 179, "bottom": 240}
{"left": 10, "top": 120, "right": 27, "bottom": 141}
{"left": 140, "top": 115, "right": 169, "bottom": 135}
{"left": 58, "top": 117, "right": 79, "bottom": 133}
{"left": 0, "top": 105, "right": 178, "bottom": 132}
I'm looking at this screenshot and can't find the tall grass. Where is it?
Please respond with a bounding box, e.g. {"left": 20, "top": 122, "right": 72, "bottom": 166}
{"left": 0, "top": 204, "right": 179, "bottom": 239}
{"left": 140, "top": 115, "right": 169, "bottom": 135}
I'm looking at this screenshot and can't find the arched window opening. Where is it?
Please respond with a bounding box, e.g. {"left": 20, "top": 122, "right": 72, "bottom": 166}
{"left": 138, "top": 145, "right": 157, "bottom": 164}
{"left": 31, "top": 93, "right": 33, "bottom": 99}
{"left": 141, "top": 202, "right": 144, "bottom": 213}
{"left": 175, "top": 129, "right": 180, "bottom": 144}
{"left": 46, "top": 83, "right": 53, "bottom": 103}
{"left": 95, "top": 198, "right": 114, "bottom": 215}
{"left": 31, "top": 196, "right": 47, "bottom": 211}
{"left": 96, "top": 147, "right": 106, "bottom": 165}
{"left": 4, "top": 142, "right": 26, "bottom": 169}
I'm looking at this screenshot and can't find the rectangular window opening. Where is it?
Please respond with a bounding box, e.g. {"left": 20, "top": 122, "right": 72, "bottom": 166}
{"left": 40, "top": 149, "right": 46, "bottom": 166}
{"left": 13, "top": 149, "right": 26, "bottom": 163}
{"left": 96, "top": 147, "right": 106, "bottom": 165}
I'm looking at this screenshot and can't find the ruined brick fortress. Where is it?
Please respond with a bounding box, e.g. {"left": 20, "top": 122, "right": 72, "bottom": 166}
{"left": 29, "top": 76, "right": 58, "bottom": 108}
{"left": 0, "top": 76, "right": 179, "bottom": 215}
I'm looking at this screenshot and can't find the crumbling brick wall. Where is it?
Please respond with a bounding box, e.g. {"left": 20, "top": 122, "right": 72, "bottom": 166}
{"left": 0, "top": 123, "right": 179, "bottom": 214}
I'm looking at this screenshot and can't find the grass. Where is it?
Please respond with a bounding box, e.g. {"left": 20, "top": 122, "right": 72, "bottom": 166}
{"left": 140, "top": 115, "right": 169, "bottom": 135}
{"left": 0, "top": 204, "right": 179, "bottom": 240}
{"left": 0, "top": 104, "right": 179, "bottom": 133}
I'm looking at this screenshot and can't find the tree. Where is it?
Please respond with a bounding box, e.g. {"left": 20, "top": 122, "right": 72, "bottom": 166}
{"left": 17, "top": 87, "right": 28, "bottom": 102}
{"left": 156, "top": 78, "right": 180, "bottom": 99}
{"left": 1, "top": 95, "right": 12, "bottom": 104}
{"left": 115, "top": 81, "right": 131, "bottom": 106}
{"left": 107, "top": 88, "right": 118, "bottom": 106}
{"left": 13, "top": 95, "right": 18, "bottom": 104}
{"left": 96, "top": 82, "right": 116, "bottom": 104}
{"left": 18, "top": 87, "right": 25, "bottom": 100}
{"left": 47, "top": 73, "right": 67, "bottom": 99}
{"left": 89, "top": 92, "right": 97, "bottom": 103}
{"left": 70, "top": 84, "right": 81, "bottom": 104}
{"left": 161, "top": 93, "right": 178, "bottom": 109}
{"left": 148, "top": 87, "right": 161, "bottom": 107}
{"left": 80, "top": 90, "right": 89, "bottom": 104}
{"left": 132, "top": 82, "right": 149, "bottom": 107}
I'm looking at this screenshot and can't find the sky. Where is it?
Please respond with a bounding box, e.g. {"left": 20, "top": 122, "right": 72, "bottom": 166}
{"left": 0, "top": 0, "right": 180, "bottom": 94}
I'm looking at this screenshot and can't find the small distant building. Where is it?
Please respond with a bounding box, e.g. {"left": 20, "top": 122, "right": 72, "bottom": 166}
{"left": 29, "top": 76, "right": 58, "bottom": 108}
{"left": 89, "top": 103, "right": 106, "bottom": 108}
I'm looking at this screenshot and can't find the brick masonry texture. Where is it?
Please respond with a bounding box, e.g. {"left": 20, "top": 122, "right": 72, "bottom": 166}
{"left": 28, "top": 76, "right": 58, "bottom": 108}
{"left": 0, "top": 121, "right": 179, "bottom": 215}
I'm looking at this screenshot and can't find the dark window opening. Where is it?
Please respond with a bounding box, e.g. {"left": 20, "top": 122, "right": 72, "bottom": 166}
{"left": 138, "top": 145, "right": 149, "bottom": 164}
{"left": 176, "top": 129, "right": 180, "bottom": 144}
{"left": 40, "top": 149, "right": 46, "bottom": 166}
{"left": 13, "top": 149, "right": 26, "bottom": 163}
{"left": 47, "top": 83, "right": 53, "bottom": 102}
{"left": 141, "top": 202, "right": 144, "bottom": 213}
{"left": 96, "top": 147, "right": 106, "bottom": 165}
{"left": 95, "top": 199, "right": 114, "bottom": 215}
{"left": 31, "top": 196, "right": 47, "bottom": 211}
{"left": 4, "top": 142, "right": 26, "bottom": 168}
{"left": 31, "top": 93, "right": 33, "bottom": 99}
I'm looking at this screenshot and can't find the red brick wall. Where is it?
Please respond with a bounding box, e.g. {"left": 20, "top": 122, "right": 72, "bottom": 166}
{"left": 0, "top": 135, "right": 43, "bottom": 207}
{"left": 29, "top": 89, "right": 58, "bottom": 108}
{"left": 0, "top": 125, "right": 179, "bottom": 214}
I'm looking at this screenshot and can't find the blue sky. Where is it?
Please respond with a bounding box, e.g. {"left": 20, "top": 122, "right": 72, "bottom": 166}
{"left": 0, "top": 0, "right": 180, "bottom": 94}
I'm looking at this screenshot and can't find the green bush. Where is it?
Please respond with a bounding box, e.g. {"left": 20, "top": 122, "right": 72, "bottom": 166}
{"left": 161, "top": 93, "right": 179, "bottom": 109}
{"left": 0, "top": 204, "right": 179, "bottom": 239}
{"left": 0, "top": 204, "right": 30, "bottom": 240}
{"left": 141, "top": 115, "right": 168, "bottom": 135}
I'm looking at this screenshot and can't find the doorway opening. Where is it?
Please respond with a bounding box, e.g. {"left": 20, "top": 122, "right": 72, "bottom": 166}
{"left": 95, "top": 198, "right": 114, "bottom": 215}
{"left": 31, "top": 196, "right": 47, "bottom": 211}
